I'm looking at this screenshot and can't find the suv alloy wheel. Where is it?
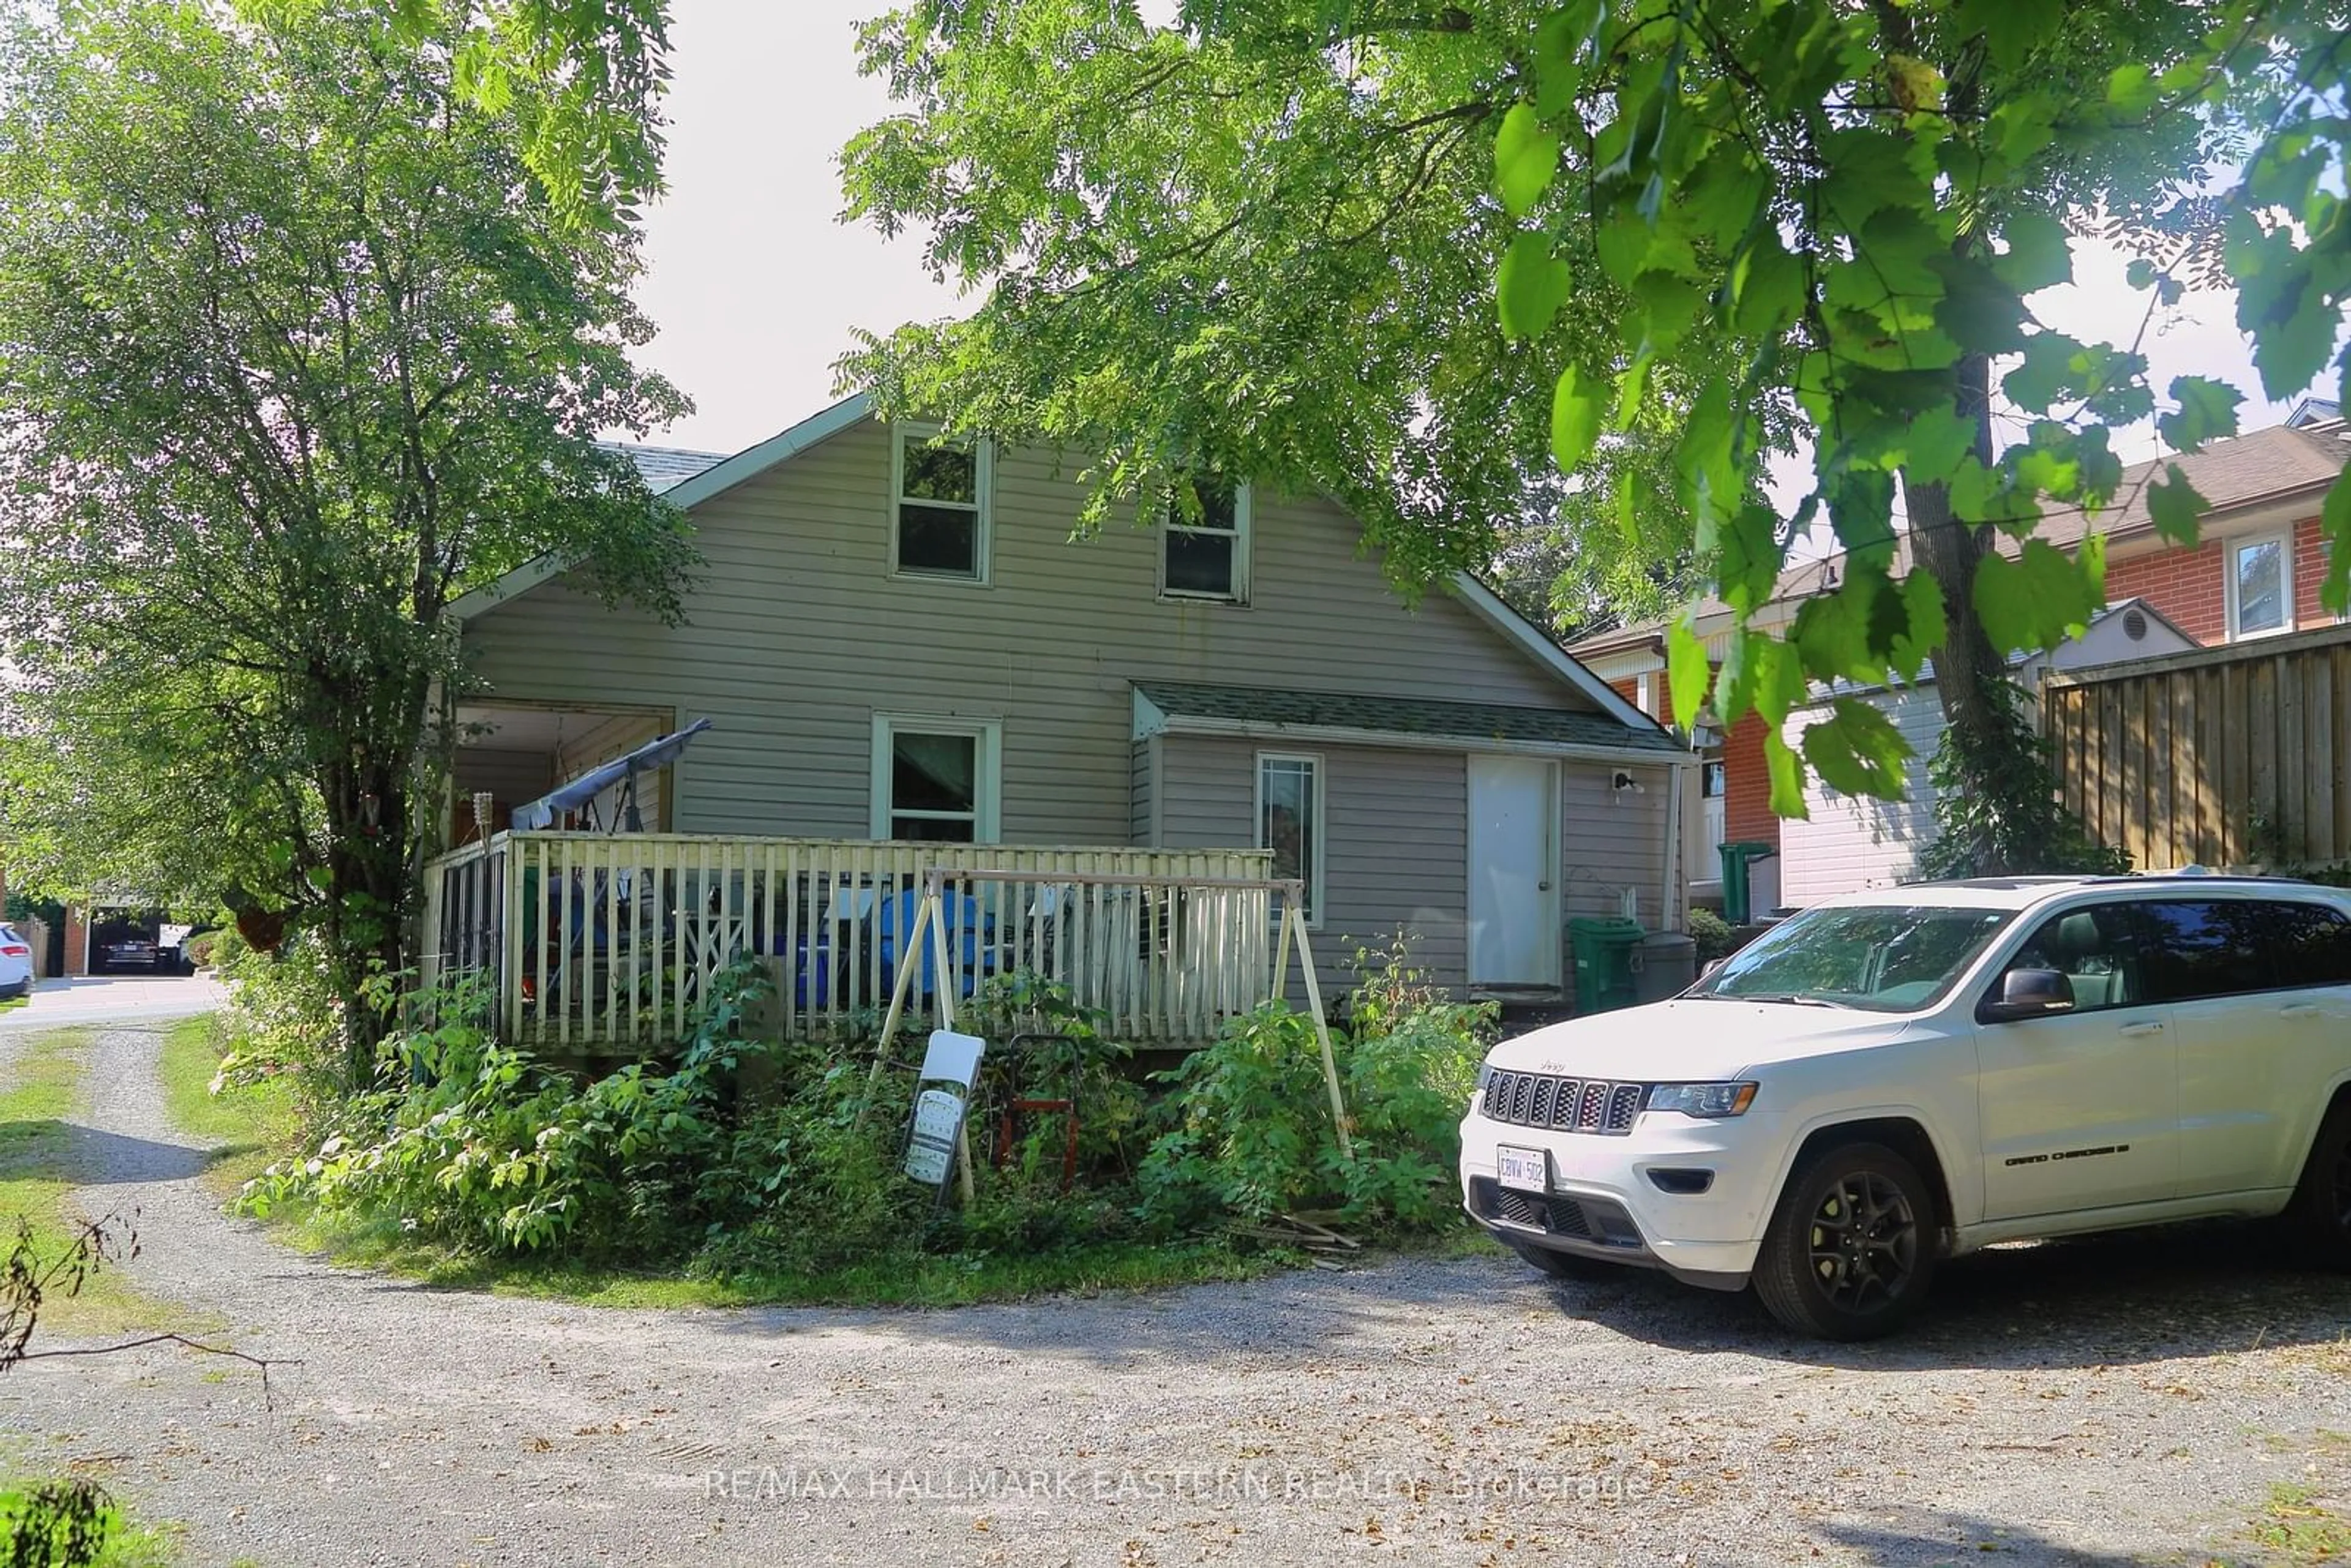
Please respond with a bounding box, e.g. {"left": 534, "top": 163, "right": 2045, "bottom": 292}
{"left": 1753, "top": 1142, "right": 1940, "bottom": 1340}
{"left": 2291, "top": 1100, "right": 2351, "bottom": 1267}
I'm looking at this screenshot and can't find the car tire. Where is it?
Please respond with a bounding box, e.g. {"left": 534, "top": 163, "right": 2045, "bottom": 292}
{"left": 1753, "top": 1141, "right": 1938, "bottom": 1341}
{"left": 1503, "top": 1237, "right": 1615, "bottom": 1282}
{"left": 2289, "top": 1098, "right": 2351, "bottom": 1269}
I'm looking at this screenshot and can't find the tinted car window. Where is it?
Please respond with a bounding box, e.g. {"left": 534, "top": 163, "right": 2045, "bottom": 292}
{"left": 1999, "top": 902, "right": 2145, "bottom": 1013}
{"left": 2137, "top": 900, "right": 2274, "bottom": 1003}
{"left": 2260, "top": 900, "right": 2351, "bottom": 990}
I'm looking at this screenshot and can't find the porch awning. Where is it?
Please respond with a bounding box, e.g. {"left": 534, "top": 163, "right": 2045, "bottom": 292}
{"left": 511, "top": 717, "right": 714, "bottom": 830}
{"left": 1132, "top": 681, "right": 1689, "bottom": 759}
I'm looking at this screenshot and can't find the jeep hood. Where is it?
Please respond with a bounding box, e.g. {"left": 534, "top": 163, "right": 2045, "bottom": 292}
{"left": 1485, "top": 999, "right": 1911, "bottom": 1081}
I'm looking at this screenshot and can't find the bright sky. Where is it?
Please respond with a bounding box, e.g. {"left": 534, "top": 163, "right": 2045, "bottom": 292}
{"left": 631, "top": 3, "right": 2323, "bottom": 475}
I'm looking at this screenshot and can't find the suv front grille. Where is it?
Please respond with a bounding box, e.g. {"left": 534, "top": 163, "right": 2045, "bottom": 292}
{"left": 1481, "top": 1071, "right": 1644, "bottom": 1135}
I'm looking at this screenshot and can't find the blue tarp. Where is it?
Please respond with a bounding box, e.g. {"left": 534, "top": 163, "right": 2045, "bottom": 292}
{"left": 511, "top": 717, "right": 714, "bottom": 831}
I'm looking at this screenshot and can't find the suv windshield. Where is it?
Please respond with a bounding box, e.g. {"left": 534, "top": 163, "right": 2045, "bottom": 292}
{"left": 1690, "top": 904, "right": 2016, "bottom": 1013}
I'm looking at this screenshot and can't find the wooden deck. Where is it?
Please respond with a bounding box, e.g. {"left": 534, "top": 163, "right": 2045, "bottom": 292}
{"left": 420, "top": 832, "right": 1279, "bottom": 1049}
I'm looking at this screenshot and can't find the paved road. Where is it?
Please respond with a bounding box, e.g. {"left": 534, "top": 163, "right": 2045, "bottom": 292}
{"left": 1, "top": 1019, "right": 2347, "bottom": 1566}
{"left": 0, "top": 973, "right": 228, "bottom": 1031}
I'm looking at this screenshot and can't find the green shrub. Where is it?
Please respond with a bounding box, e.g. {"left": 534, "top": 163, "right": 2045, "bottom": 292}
{"left": 1138, "top": 936, "right": 1494, "bottom": 1232}
{"left": 1686, "top": 907, "right": 1735, "bottom": 961}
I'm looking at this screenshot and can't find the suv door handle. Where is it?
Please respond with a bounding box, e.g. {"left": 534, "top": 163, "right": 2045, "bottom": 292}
{"left": 2280, "top": 1003, "right": 2321, "bottom": 1019}
{"left": 2120, "top": 1021, "right": 2165, "bottom": 1037}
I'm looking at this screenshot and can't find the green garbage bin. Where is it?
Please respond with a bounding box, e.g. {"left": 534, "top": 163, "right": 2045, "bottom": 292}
{"left": 1568, "top": 916, "right": 1645, "bottom": 1015}
{"left": 1718, "top": 841, "right": 1777, "bottom": 925}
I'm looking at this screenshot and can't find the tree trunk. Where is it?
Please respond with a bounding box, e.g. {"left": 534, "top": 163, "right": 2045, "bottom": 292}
{"left": 1902, "top": 350, "right": 2016, "bottom": 874}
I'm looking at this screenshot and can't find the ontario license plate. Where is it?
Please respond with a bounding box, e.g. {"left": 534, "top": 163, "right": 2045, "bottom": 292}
{"left": 1496, "top": 1145, "right": 1549, "bottom": 1193}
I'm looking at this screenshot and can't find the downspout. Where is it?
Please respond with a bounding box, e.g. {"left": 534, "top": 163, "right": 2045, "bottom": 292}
{"left": 1661, "top": 760, "right": 1683, "bottom": 932}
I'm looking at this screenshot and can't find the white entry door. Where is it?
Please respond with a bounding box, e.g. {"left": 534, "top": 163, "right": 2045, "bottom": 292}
{"left": 1468, "top": 756, "right": 1559, "bottom": 986}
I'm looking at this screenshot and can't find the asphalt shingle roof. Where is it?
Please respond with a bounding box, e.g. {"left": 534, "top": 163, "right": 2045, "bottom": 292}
{"left": 598, "top": 441, "right": 729, "bottom": 493}
{"left": 1134, "top": 680, "right": 1684, "bottom": 754}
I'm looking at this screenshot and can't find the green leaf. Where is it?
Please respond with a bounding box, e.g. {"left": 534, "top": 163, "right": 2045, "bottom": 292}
{"left": 1730, "top": 233, "right": 1806, "bottom": 337}
{"left": 1803, "top": 699, "right": 1913, "bottom": 800}
{"left": 2322, "top": 469, "right": 2351, "bottom": 617}
{"left": 1497, "top": 232, "right": 1572, "bottom": 341}
{"left": 1550, "top": 364, "right": 1603, "bottom": 471}
{"left": 1929, "top": 253, "right": 2030, "bottom": 355}
{"left": 1667, "top": 619, "right": 1711, "bottom": 727}
{"left": 1888, "top": 571, "right": 1946, "bottom": 683}
{"left": 2104, "top": 62, "right": 2158, "bottom": 116}
{"left": 2145, "top": 462, "right": 2211, "bottom": 545}
{"left": 1614, "top": 348, "right": 1654, "bottom": 428}
{"left": 2157, "top": 375, "right": 2243, "bottom": 453}
{"left": 1494, "top": 105, "right": 1562, "bottom": 219}
{"left": 1531, "top": 0, "right": 1603, "bottom": 114}
{"left": 1763, "top": 729, "right": 1809, "bottom": 820}
{"left": 1714, "top": 502, "right": 1785, "bottom": 613}
{"left": 1956, "top": 0, "right": 2061, "bottom": 71}
{"left": 1992, "top": 211, "right": 2072, "bottom": 293}
{"left": 1973, "top": 538, "right": 2104, "bottom": 654}
{"left": 2124, "top": 257, "right": 2158, "bottom": 290}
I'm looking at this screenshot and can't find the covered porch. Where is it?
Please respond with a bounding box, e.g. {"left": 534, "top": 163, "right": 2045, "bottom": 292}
{"left": 420, "top": 832, "right": 1281, "bottom": 1051}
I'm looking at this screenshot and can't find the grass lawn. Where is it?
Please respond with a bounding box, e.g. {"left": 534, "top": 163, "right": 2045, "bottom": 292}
{"left": 0, "top": 1472, "right": 178, "bottom": 1567}
{"left": 0, "top": 994, "right": 27, "bottom": 1015}
{"left": 154, "top": 1015, "right": 295, "bottom": 1194}
{"left": 0, "top": 1027, "right": 170, "bottom": 1337}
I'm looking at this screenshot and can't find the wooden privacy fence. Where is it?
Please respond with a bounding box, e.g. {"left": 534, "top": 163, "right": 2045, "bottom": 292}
{"left": 2044, "top": 623, "right": 2351, "bottom": 871}
{"left": 419, "top": 831, "right": 1277, "bottom": 1050}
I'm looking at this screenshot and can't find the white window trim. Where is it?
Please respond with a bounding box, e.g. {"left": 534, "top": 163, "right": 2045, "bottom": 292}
{"left": 870, "top": 713, "right": 1002, "bottom": 843}
{"left": 1635, "top": 670, "right": 1659, "bottom": 718}
{"left": 2225, "top": 529, "right": 2295, "bottom": 642}
{"left": 889, "top": 422, "right": 994, "bottom": 585}
{"left": 1158, "top": 481, "right": 1252, "bottom": 605}
{"left": 1254, "top": 749, "right": 1325, "bottom": 926}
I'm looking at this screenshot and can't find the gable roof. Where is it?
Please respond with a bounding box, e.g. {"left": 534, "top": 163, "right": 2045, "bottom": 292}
{"left": 599, "top": 442, "right": 728, "bottom": 492}
{"left": 1134, "top": 680, "right": 1687, "bottom": 757}
{"left": 1572, "top": 419, "right": 2351, "bottom": 658}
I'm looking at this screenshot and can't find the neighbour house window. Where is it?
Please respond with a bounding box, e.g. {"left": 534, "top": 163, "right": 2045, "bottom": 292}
{"left": 1161, "top": 477, "right": 1251, "bottom": 602}
{"left": 1256, "top": 752, "right": 1323, "bottom": 922}
{"left": 2227, "top": 533, "right": 2292, "bottom": 640}
{"left": 1635, "top": 672, "right": 1659, "bottom": 718}
{"left": 892, "top": 425, "right": 991, "bottom": 582}
{"left": 1702, "top": 760, "right": 1727, "bottom": 799}
{"left": 871, "top": 715, "right": 1002, "bottom": 842}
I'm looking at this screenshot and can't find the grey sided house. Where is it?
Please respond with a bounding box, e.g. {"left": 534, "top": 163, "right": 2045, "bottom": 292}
{"left": 441, "top": 393, "right": 1693, "bottom": 1032}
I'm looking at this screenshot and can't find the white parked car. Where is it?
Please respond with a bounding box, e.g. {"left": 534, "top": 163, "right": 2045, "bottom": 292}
{"left": 1460, "top": 875, "right": 2351, "bottom": 1340}
{"left": 0, "top": 923, "right": 32, "bottom": 1000}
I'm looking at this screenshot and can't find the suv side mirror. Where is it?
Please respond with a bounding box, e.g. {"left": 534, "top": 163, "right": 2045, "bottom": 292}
{"left": 1980, "top": 967, "right": 2075, "bottom": 1023}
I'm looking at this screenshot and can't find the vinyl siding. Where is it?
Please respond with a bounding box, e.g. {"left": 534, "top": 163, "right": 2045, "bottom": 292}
{"left": 463, "top": 418, "right": 1597, "bottom": 843}
{"left": 1160, "top": 735, "right": 1469, "bottom": 989}
{"left": 1560, "top": 762, "right": 1676, "bottom": 930}
{"left": 1130, "top": 737, "right": 1157, "bottom": 846}
{"left": 1158, "top": 736, "right": 1674, "bottom": 994}
{"left": 1780, "top": 686, "right": 1944, "bottom": 903}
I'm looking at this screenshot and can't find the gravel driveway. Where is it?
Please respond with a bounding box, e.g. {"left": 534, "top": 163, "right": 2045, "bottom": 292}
{"left": 2, "top": 1021, "right": 2347, "bottom": 1567}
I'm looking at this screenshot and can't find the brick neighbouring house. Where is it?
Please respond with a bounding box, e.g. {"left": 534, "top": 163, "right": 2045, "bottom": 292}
{"left": 1571, "top": 401, "right": 2350, "bottom": 908}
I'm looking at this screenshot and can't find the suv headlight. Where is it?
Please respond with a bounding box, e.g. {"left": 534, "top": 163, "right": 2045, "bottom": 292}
{"left": 1475, "top": 1056, "right": 1497, "bottom": 1090}
{"left": 1645, "top": 1081, "right": 1758, "bottom": 1117}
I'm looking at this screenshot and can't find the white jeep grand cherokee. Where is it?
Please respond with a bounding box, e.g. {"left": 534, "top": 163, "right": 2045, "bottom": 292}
{"left": 1460, "top": 874, "right": 2351, "bottom": 1340}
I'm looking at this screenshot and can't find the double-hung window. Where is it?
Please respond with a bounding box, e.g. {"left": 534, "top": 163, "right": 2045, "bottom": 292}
{"left": 871, "top": 715, "right": 1001, "bottom": 842}
{"left": 892, "top": 425, "right": 991, "bottom": 582}
{"left": 1161, "top": 477, "right": 1251, "bottom": 603}
{"left": 2226, "top": 532, "right": 2292, "bottom": 640}
{"left": 1256, "top": 751, "right": 1323, "bottom": 923}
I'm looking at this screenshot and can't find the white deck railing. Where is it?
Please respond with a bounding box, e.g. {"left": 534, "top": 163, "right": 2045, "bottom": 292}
{"left": 419, "top": 832, "right": 1277, "bottom": 1049}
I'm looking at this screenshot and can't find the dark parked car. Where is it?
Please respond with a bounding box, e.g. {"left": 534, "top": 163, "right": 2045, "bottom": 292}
{"left": 99, "top": 936, "right": 160, "bottom": 972}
